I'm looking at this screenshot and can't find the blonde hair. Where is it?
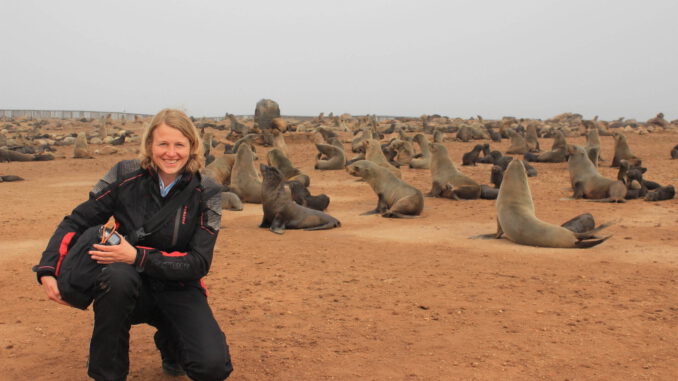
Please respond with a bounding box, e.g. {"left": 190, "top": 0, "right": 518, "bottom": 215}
{"left": 139, "top": 108, "right": 204, "bottom": 173}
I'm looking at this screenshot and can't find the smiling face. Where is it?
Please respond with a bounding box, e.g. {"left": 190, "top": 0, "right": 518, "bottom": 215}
{"left": 151, "top": 123, "right": 190, "bottom": 184}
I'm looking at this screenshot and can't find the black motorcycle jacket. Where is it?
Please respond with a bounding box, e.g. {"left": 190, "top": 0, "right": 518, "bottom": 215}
{"left": 33, "top": 159, "right": 222, "bottom": 286}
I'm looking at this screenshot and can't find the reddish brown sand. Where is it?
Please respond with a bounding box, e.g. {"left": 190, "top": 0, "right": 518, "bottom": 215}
{"left": 1, "top": 128, "right": 677, "bottom": 380}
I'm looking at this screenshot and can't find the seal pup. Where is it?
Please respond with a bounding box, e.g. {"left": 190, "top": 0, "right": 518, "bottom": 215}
{"left": 644, "top": 185, "right": 675, "bottom": 201}
{"left": 611, "top": 132, "right": 641, "bottom": 167}
{"left": 409, "top": 133, "right": 431, "bottom": 169}
{"left": 670, "top": 144, "right": 678, "bottom": 159}
{"left": 314, "top": 142, "right": 346, "bottom": 170}
{"left": 567, "top": 145, "right": 626, "bottom": 202}
{"left": 478, "top": 150, "right": 502, "bottom": 164}
{"left": 346, "top": 160, "right": 423, "bottom": 218}
{"left": 287, "top": 180, "right": 330, "bottom": 211}
{"left": 73, "top": 132, "right": 93, "bottom": 159}
{"left": 229, "top": 143, "right": 263, "bottom": 203}
{"left": 494, "top": 160, "right": 612, "bottom": 248}
{"left": 259, "top": 164, "right": 340, "bottom": 234}
{"left": 221, "top": 191, "right": 244, "bottom": 211}
{"left": 427, "top": 143, "right": 481, "bottom": 199}
{"left": 462, "top": 144, "right": 484, "bottom": 166}
{"left": 267, "top": 148, "right": 310, "bottom": 186}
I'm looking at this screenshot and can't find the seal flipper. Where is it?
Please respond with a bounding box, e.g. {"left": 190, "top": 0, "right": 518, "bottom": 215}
{"left": 575, "top": 235, "right": 611, "bottom": 249}
{"left": 270, "top": 214, "right": 286, "bottom": 234}
{"left": 561, "top": 213, "right": 595, "bottom": 233}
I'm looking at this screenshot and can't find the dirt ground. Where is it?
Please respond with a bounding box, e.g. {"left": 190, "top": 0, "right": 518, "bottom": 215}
{"left": 1, "top": 124, "right": 677, "bottom": 381}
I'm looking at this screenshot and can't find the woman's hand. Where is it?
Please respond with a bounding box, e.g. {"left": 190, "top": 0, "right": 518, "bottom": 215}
{"left": 89, "top": 235, "right": 137, "bottom": 265}
{"left": 41, "top": 276, "right": 73, "bottom": 306}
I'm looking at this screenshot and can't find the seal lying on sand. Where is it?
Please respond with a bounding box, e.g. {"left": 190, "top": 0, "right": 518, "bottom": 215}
{"left": 671, "top": 144, "right": 678, "bottom": 159}
{"left": 644, "top": 185, "right": 675, "bottom": 201}
{"left": 346, "top": 160, "right": 423, "bottom": 218}
{"left": 493, "top": 160, "right": 613, "bottom": 248}
{"left": 0, "top": 175, "right": 25, "bottom": 182}
{"left": 427, "top": 143, "right": 480, "bottom": 199}
{"left": 568, "top": 145, "right": 627, "bottom": 202}
{"left": 259, "top": 164, "right": 340, "bottom": 234}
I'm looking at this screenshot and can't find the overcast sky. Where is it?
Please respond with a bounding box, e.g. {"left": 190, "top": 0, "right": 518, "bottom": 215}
{"left": 2, "top": 0, "right": 677, "bottom": 120}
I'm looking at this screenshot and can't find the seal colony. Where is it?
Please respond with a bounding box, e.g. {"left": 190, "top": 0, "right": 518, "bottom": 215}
{"left": 2, "top": 108, "right": 675, "bottom": 246}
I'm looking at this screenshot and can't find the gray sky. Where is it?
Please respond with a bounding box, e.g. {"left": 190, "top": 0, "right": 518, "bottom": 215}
{"left": 2, "top": 0, "right": 677, "bottom": 120}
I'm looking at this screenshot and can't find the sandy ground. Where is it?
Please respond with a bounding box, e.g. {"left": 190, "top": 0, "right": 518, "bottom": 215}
{"left": 1, "top": 125, "right": 677, "bottom": 381}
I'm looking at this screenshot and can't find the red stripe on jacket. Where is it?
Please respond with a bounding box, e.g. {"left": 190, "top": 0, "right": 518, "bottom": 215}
{"left": 136, "top": 246, "right": 187, "bottom": 257}
{"left": 55, "top": 232, "right": 77, "bottom": 276}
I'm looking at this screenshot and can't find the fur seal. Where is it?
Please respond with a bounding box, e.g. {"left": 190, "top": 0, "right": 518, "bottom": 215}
{"left": 525, "top": 124, "right": 540, "bottom": 152}
{"left": 73, "top": 132, "right": 93, "bottom": 159}
{"left": 387, "top": 139, "right": 415, "bottom": 166}
{"left": 523, "top": 131, "right": 567, "bottom": 163}
{"left": 270, "top": 119, "right": 288, "bottom": 157}
{"left": 567, "top": 145, "right": 626, "bottom": 202}
{"left": 0, "top": 148, "right": 35, "bottom": 162}
{"left": 427, "top": 143, "right": 481, "bottom": 199}
{"left": 611, "top": 132, "right": 641, "bottom": 167}
{"left": 314, "top": 142, "right": 346, "bottom": 170}
{"left": 267, "top": 148, "right": 310, "bottom": 187}
{"left": 287, "top": 180, "right": 330, "bottom": 211}
{"left": 229, "top": 143, "right": 263, "bottom": 203}
{"left": 585, "top": 128, "right": 602, "bottom": 166}
{"left": 259, "top": 164, "right": 340, "bottom": 234}
{"left": 346, "top": 160, "right": 423, "bottom": 218}
{"left": 409, "top": 133, "right": 431, "bottom": 169}
{"left": 506, "top": 130, "right": 529, "bottom": 154}
{"left": 494, "top": 160, "right": 612, "bottom": 248}
{"left": 221, "top": 191, "right": 244, "bottom": 211}
{"left": 0, "top": 175, "right": 25, "bottom": 182}
{"left": 671, "top": 144, "right": 678, "bottom": 159}
{"left": 644, "top": 185, "right": 675, "bottom": 201}
{"left": 363, "top": 139, "right": 401, "bottom": 179}
{"left": 462, "top": 144, "right": 483, "bottom": 166}
{"left": 203, "top": 154, "right": 236, "bottom": 186}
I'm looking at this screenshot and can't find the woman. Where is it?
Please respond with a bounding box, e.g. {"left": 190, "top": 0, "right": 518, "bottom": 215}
{"left": 33, "top": 109, "right": 233, "bottom": 381}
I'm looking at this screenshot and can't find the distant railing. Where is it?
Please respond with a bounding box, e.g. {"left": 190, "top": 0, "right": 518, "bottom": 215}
{"left": 0, "top": 109, "right": 151, "bottom": 120}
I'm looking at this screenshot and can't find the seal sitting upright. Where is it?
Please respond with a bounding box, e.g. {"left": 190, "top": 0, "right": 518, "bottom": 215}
{"left": 428, "top": 143, "right": 481, "bottom": 199}
{"left": 260, "top": 164, "right": 340, "bottom": 234}
{"left": 346, "top": 160, "right": 423, "bottom": 218}
{"left": 567, "top": 145, "right": 626, "bottom": 202}
{"left": 495, "top": 160, "right": 613, "bottom": 248}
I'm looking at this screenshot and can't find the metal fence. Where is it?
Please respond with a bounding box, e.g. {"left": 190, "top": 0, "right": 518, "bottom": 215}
{"left": 0, "top": 110, "right": 151, "bottom": 120}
